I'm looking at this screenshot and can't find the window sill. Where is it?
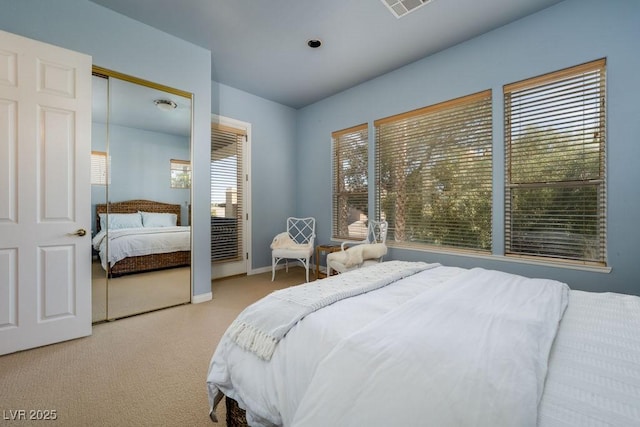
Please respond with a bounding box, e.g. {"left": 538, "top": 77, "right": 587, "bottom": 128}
{"left": 388, "top": 245, "right": 612, "bottom": 274}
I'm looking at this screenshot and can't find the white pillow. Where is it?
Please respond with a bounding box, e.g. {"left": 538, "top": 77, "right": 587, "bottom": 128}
{"left": 99, "top": 212, "right": 143, "bottom": 230}
{"left": 140, "top": 211, "right": 177, "bottom": 227}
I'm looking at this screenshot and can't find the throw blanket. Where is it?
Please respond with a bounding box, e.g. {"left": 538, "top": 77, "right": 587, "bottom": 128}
{"left": 226, "top": 261, "right": 438, "bottom": 361}
{"left": 329, "top": 242, "right": 388, "bottom": 268}
{"left": 293, "top": 268, "right": 570, "bottom": 427}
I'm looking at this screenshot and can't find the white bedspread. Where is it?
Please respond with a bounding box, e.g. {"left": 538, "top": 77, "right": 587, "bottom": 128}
{"left": 292, "top": 268, "right": 569, "bottom": 427}
{"left": 207, "top": 264, "right": 574, "bottom": 427}
{"left": 92, "top": 226, "right": 190, "bottom": 270}
{"left": 226, "top": 261, "right": 436, "bottom": 361}
{"left": 539, "top": 290, "right": 640, "bottom": 426}
{"left": 207, "top": 263, "right": 640, "bottom": 427}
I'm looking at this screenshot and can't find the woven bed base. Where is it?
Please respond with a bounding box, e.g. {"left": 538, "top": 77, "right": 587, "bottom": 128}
{"left": 226, "top": 396, "right": 249, "bottom": 427}
{"left": 108, "top": 251, "right": 190, "bottom": 277}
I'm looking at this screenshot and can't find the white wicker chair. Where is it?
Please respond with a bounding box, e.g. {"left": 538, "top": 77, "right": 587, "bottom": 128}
{"left": 327, "top": 219, "right": 388, "bottom": 276}
{"left": 271, "top": 217, "right": 316, "bottom": 282}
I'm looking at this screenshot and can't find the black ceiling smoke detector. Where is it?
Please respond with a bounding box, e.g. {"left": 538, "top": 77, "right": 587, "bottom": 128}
{"left": 307, "top": 39, "right": 322, "bottom": 48}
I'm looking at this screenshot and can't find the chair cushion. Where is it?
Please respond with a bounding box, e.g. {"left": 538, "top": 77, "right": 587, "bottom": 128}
{"left": 271, "top": 232, "right": 295, "bottom": 249}
{"left": 273, "top": 246, "right": 313, "bottom": 258}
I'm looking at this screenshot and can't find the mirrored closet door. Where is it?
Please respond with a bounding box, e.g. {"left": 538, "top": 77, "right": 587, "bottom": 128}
{"left": 91, "top": 68, "right": 192, "bottom": 322}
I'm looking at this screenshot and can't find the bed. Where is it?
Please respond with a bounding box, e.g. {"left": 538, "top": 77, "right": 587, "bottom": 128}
{"left": 92, "top": 199, "right": 191, "bottom": 277}
{"left": 206, "top": 261, "right": 640, "bottom": 427}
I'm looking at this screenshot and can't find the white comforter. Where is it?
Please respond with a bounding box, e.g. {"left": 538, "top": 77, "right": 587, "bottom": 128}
{"left": 293, "top": 268, "right": 569, "bottom": 427}
{"left": 92, "top": 226, "right": 191, "bottom": 270}
{"left": 207, "top": 264, "right": 569, "bottom": 427}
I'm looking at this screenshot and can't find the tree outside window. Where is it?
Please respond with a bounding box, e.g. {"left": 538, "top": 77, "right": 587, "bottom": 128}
{"left": 375, "top": 91, "right": 493, "bottom": 252}
{"left": 332, "top": 124, "right": 369, "bottom": 241}
{"left": 170, "top": 159, "right": 191, "bottom": 189}
{"left": 504, "top": 59, "right": 606, "bottom": 265}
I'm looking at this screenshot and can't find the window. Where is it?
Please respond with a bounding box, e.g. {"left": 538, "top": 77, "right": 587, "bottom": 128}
{"left": 170, "top": 159, "right": 191, "bottom": 189}
{"left": 375, "top": 90, "right": 493, "bottom": 251}
{"left": 91, "top": 150, "right": 110, "bottom": 185}
{"left": 332, "top": 124, "right": 368, "bottom": 240}
{"left": 504, "top": 59, "right": 606, "bottom": 265}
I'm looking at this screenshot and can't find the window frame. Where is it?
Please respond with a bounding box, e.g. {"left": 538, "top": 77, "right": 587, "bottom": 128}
{"left": 91, "top": 150, "right": 110, "bottom": 186}
{"left": 332, "top": 123, "right": 369, "bottom": 241}
{"left": 374, "top": 90, "right": 493, "bottom": 253}
{"left": 503, "top": 58, "right": 607, "bottom": 266}
{"left": 170, "top": 158, "right": 192, "bottom": 189}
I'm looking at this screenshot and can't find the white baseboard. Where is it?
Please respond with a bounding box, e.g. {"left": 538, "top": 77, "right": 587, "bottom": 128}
{"left": 249, "top": 263, "right": 319, "bottom": 276}
{"left": 249, "top": 265, "right": 272, "bottom": 275}
{"left": 191, "top": 292, "right": 212, "bottom": 304}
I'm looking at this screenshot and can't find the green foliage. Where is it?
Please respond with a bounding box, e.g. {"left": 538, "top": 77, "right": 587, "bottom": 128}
{"left": 171, "top": 170, "right": 191, "bottom": 189}
{"left": 335, "top": 133, "right": 368, "bottom": 238}
{"left": 508, "top": 126, "right": 603, "bottom": 261}
{"left": 376, "top": 122, "right": 602, "bottom": 259}
{"left": 378, "top": 118, "right": 492, "bottom": 251}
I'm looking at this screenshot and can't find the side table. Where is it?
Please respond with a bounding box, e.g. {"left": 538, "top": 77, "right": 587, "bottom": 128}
{"left": 315, "top": 244, "right": 342, "bottom": 279}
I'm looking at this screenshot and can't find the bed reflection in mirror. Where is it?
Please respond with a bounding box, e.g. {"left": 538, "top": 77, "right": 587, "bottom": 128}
{"left": 91, "top": 70, "right": 192, "bottom": 322}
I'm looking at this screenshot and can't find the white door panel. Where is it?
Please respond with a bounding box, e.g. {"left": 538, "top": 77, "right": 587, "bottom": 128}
{"left": 0, "top": 29, "right": 92, "bottom": 355}
{"left": 0, "top": 249, "right": 18, "bottom": 329}
{"left": 0, "top": 99, "right": 17, "bottom": 222}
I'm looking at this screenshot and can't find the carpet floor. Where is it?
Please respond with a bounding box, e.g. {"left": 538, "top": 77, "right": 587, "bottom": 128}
{"left": 0, "top": 267, "right": 309, "bottom": 427}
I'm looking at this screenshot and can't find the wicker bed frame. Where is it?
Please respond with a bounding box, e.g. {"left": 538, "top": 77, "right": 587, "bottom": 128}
{"left": 225, "top": 397, "right": 249, "bottom": 427}
{"left": 95, "top": 199, "right": 190, "bottom": 277}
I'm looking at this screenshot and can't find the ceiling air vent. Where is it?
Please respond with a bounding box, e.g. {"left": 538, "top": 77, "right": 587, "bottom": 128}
{"left": 382, "top": 0, "right": 435, "bottom": 18}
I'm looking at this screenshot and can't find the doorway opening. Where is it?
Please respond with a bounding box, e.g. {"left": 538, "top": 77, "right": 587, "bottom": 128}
{"left": 211, "top": 115, "right": 251, "bottom": 278}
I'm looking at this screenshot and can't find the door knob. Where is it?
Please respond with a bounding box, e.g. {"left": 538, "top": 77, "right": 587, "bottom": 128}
{"left": 71, "top": 229, "right": 87, "bottom": 237}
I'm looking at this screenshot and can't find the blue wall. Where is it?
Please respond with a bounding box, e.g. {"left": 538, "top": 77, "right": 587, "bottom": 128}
{"left": 295, "top": 0, "right": 640, "bottom": 296}
{"left": 0, "top": 0, "right": 212, "bottom": 297}
{"left": 108, "top": 125, "right": 190, "bottom": 209}
{"left": 212, "top": 82, "right": 298, "bottom": 270}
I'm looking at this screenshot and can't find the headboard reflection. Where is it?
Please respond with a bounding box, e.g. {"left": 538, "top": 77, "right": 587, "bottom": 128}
{"left": 95, "top": 199, "right": 182, "bottom": 232}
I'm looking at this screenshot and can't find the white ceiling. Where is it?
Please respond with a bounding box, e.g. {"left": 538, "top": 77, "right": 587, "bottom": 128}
{"left": 89, "top": 0, "right": 564, "bottom": 109}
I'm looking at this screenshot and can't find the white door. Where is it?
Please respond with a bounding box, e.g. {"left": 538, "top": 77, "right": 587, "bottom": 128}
{"left": 211, "top": 116, "right": 251, "bottom": 279}
{"left": 0, "top": 30, "right": 92, "bottom": 355}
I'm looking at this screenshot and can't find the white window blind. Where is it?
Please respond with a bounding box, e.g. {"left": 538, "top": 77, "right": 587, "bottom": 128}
{"left": 211, "top": 123, "right": 245, "bottom": 263}
{"left": 332, "top": 124, "right": 369, "bottom": 240}
{"left": 170, "top": 159, "right": 191, "bottom": 189}
{"left": 504, "top": 58, "right": 606, "bottom": 265}
{"left": 91, "top": 150, "right": 110, "bottom": 185}
{"left": 375, "top": 90, "right": 493, "bottom": 251}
